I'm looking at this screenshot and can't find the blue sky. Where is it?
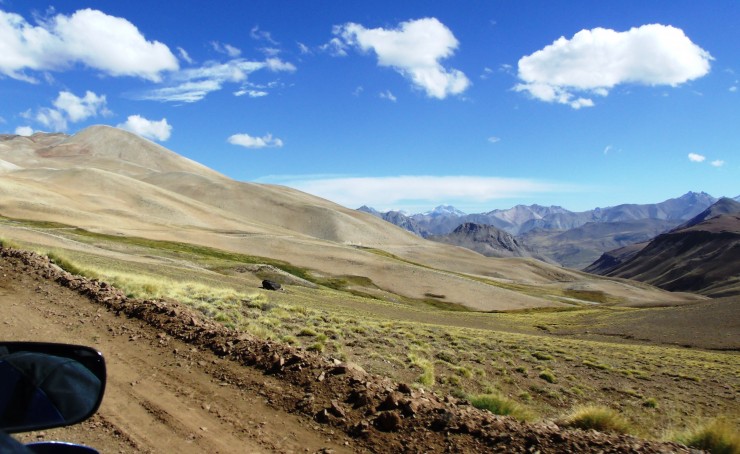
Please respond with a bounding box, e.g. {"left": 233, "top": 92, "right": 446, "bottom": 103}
{"left": 1, "top": 1, "right": 737, "bottom": 213}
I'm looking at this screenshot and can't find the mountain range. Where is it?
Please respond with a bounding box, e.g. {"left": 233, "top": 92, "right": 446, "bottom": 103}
{"left": 359, "top": 192, "right": 725, "bottom": 269}
{"left": 360, "top": 193, "right": 717, "bottom": 237}
{"left": 585, "top": 198, "right": 740, "bottom": 297}
{"left": 428, "top": 222, "right": 556, "bottom": 264}
{"left": 0, "top": 126, "right": 699, "bottom": 311}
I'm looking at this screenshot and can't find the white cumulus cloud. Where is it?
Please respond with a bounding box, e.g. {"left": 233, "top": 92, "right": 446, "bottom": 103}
{"left": 35, "top": 107, "right": 68, "bottom": 131}
{"left": 53, "top": 90, "right": 109, "bottom": 122}
{"left": 269, "top": 175, "right": 571, "bottom": 210}
{"left": 117, "top": 115, "right": 172, "bottom": 141}
{"left": 516, "top": 24, "right": 712, "bottom": 108}
{"left": 14, "top": 126, "right": 33, "bottom": 136}
{"left": 228, "top": 133, "right": 283, "bottom": 149}
{"left": 710, "top": 159, "right": 725, "bottom": 167}
{"left": 688, "top": 153, "right": 706, "bottom": 162}
{"left": 0, "top": 8, "right": 178, "bottom": 82}
{"left": 334, "top": 18, "right": 470, "bottom": 99}
{"left": 32, "top": 90, "right": 109, "bottom": 131}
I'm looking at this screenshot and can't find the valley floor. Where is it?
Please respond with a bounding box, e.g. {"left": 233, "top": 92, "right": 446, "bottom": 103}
{"left": 1, "top": 247, "right": 737, "bottom": 452}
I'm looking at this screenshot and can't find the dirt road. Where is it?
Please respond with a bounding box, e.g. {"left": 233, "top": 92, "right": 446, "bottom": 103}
{"left": 0, "top": 247, "right": 695, "bottom": 453}
{"left": 1, "top": 253, "right": 353, "bottom": 453}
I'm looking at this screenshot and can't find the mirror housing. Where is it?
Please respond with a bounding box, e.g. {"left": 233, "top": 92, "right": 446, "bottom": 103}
{"left": 0, "top": 342, "right": 106, "bottom": 434}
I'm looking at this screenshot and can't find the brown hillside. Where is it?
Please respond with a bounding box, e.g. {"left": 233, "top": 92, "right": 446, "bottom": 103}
{"left": 0, "top": 126, "right": 701, "bottom": 310}
{"left": 590, "top": 214, "right": 740, "bottom": 297}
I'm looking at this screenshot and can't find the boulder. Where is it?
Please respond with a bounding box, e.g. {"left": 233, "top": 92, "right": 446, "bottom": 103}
{"left": 262, "top": 280, "right": 282, "bottom": 291}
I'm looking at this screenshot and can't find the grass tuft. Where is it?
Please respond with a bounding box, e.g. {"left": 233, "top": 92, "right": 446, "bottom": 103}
{"left": 560, "top": 406, "right": 632, "bottom": 434}
{"left": 532, "top": 351, "right": 553, "bottom": 361}
{"left": 674, "top": 419, "right": 739, "bottom": 454}
{"left": 408, "top": 353, "right": 435, "bottom": 387}
{"left": 468, "top": 393, "right": 532, "bottom": 421}
{"left": 539, "top": 369, "right": 557, "bottom": 383}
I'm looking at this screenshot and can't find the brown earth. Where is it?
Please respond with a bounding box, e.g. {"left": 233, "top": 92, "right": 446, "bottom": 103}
{"left": 0, "top": 127, "right": 703, "bottom": 311}
{"left": 0, "top": 246, "right": 696, "bottom": 453}
{"left": 553, "top": 297, "right": 740, "bottom": 350}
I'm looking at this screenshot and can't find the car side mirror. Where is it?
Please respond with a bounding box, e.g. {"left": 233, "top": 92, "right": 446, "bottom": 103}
{"left": 0, "top": 342, "right": 106, "bottom": 434}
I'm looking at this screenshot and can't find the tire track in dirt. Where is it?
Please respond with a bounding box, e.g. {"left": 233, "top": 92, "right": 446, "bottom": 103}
{"left": 1, "top": 251, "right": 353, "bottom": 453}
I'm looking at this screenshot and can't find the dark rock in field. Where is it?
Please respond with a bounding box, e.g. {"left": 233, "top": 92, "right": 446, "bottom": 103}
{"left": 397, "top": 383, "right": 412, "bottom": 395}
{"left": 314, "top": 408, "right": 331, "bottom": 423}
{"left": 261, "top": 280, "right": 282, "bottom": 291}
{"left": 377, "top": 392, "right": 401, "bottom": 411}
{"left": 374, "top": 411, "right": 402, "bottom": 432}
{"left": 329, "top": 400, "right": 346, "bottom": 418}
{"left": 400, "top": 399, "right": 419, "bottom": 417}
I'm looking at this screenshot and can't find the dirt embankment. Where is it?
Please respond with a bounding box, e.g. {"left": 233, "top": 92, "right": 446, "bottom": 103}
{"left": 0, "top": 246, "right": 693, "bottom": 453}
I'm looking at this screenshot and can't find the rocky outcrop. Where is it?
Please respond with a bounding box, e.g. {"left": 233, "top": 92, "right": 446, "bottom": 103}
{"left": 429, "top": 223, "right": 556, "bottom": 263}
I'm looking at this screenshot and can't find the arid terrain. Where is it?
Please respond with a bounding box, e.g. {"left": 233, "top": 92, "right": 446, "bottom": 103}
{"left": 2, "top": 246, "right": 728, "bottom": 453}
{"left": 0, "top": 127, "right": 738, "bottom": 452}
{"left": 0, "top": 127, "right": 703, "bottom": 311}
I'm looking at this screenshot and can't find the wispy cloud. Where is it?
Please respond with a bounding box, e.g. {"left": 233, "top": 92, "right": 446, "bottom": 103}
{"left": 117, "top": 115, "right": 171, "bottom": 141}
{"left": 234, "top": 89, "right": 268, "bottom": 98}
{"left": 488, "top": 136, "right": 501, "bottom": 144}
{"left": 516, "top": 24, "right": 712, "bottom": 108}
{"left": 689, "top": 153, "right": 727, "bottom": 168}
{"left": 0, "top": 8, "right": 178, "bottom": 83}
{"left": 210, "top": 41, "right": 241, "bottom": 57}
{"left": 688, "top": 152, "right": 706, "bottom": 162}
{"left": 263, "top": 175, "right": 575, "bottom": 210}
{"left": 177, "top": 47, "right": 194, "bottom": 64}
{"left": 333, "top": 18, "right": 470, "bottom": 99}
{"left": 379, "top": 90, "right": 397, "bottom": 102}
{"left": 297, "top": 42, "right": 311, "bottom": 55}
{"left": 228, "top": 133, "right": 283, "bottom": 149}
{"left": 250, "top": 26, "right": 278, "bottom": 45}
{"left": 137, "top": 58, "right": 295, "bottom": 103}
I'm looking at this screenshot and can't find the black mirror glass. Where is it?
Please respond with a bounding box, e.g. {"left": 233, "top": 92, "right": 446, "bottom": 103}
{"left": 0, "top": 342, "right": 106, "bottom": 433}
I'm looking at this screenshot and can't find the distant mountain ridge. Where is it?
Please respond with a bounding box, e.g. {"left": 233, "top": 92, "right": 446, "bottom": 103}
{"left": 585, "top": 198, "right": 740, "bottom": 297}
{"left": 429, "top": 222, "right": 556, "bottom": 263}
{"left": 359, "top": 191, "right": 718, "bottom": 238}
{"left": 359, "top": 192, "right": 720, "bottom": 268}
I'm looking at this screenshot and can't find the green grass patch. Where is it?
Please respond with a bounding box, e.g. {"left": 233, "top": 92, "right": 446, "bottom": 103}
{"left": 532, "top": 351, "right": 554, "bottom": 361}
{"left": 46, "top": 250, "right": 88, "bottom": 276}
{"left": 539, "top": 369, "right": 556, "bottom": 383}
{"left": 408, "top": 353, "right": 435, "bottom": 387}
{"left": 560, "top": 406, "right": 632, "bottom": 434}
{"left": 468, "top": 393, "right": 532, "bottom": 421}
{"left": 674, "top": 419, "right": 739, "bottom": 454}
{"left": 583, "top": 359, "right": 611, "bottom": 371}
